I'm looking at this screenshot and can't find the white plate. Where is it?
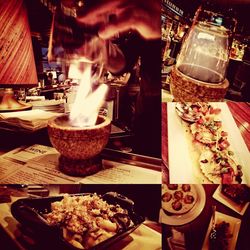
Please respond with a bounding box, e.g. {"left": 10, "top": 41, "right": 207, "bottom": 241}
{"left": 213, "top": 185, "right": 250, "bottom": 216}
{"left": 31, "top": 100, "right": 64, "bottom": 107}
{"left": 162, "top": 184, "right": 198, "bottom": 215}
{"left": 202, "top": 211, "right": 241, "bottom": 250}
{"left": 168, "top": 102, "right": 250, "bottom": 184}
{"left": 159, "top": 185, "right": 206, "bottom": 226}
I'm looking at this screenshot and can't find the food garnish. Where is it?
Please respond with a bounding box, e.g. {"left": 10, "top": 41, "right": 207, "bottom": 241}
{"left": 209, "top": 221, "right": 232, "bottom": 250}
{"left": 175, "top": 102, "right": 243, "bottom": 184}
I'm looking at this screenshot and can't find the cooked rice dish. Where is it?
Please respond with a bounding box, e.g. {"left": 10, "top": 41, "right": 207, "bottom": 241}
{"left": 45, "top": 194, "right": 133, "bottom": 249}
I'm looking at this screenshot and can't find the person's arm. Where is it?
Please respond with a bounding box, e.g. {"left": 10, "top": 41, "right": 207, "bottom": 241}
{"left": 76, "top": 0, "right": 161, "bottom": 75}
{"left": 104, "top": 41, "right": 126, "bottom": 74}
{"left": 77, "top": 0, "right": 161, "bottom": 40}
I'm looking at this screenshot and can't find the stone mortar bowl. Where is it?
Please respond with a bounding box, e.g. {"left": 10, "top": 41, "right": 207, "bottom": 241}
{"left": 47, "top": 114, "right": 111, "bottom": 160}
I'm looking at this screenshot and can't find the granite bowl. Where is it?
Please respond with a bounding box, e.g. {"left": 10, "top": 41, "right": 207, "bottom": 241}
{"left": 47, "top": 114, "right": 111, "bottom": 160}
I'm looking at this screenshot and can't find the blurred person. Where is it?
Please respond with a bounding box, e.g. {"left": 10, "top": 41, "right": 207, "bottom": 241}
{"left": 77, "top": 0, "right": 160, "bottom": 40}
{"left": 47, "top": 72, "right": 54, "bottom": 85}
{"left": 78, "top": 0, "right": 161, "bottom": 157}
{"left": 58, "top": 72, "right": 66, "bottom": 83}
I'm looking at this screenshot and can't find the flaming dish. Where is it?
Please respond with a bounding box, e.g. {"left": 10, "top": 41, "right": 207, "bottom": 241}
{"left": 46, "top": 48, "right": 110, "bottom": 176}
{"left": 47, "top": 114, "right": 111, "bottom": 176}
{"left": 44, "top": 0, "right": 114, "bottom": 177}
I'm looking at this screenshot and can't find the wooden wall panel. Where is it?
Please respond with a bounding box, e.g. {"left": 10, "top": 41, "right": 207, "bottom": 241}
{"left": 0, "top": 0, "right": 38, "bottom": 84}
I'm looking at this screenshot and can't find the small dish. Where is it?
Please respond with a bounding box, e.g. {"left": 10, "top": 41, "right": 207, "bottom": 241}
{"left": 202, "top": 211, "right": 241, "bottom": 250}
{"left": 162, "top": 184, "right": 198, "bottom": 215}
{"left": 213, "top": 185, "right": 250, "bottom": 216}
{"left": 160, "top": 185, "right": 206, "bottom": 226}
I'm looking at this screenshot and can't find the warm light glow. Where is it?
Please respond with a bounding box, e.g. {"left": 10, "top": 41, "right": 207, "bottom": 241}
{"left": 176, "top": 22, "right": 229, "bottom": 83}
{"left": 197, "top": 32, "right": 215, "bottom": 41}
{"left": 69, "top": 63, "right": 108, "bottom": 127}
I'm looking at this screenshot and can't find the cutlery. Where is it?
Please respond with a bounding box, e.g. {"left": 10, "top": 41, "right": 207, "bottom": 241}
{"left": 209, "top": 205, "right": 217, "bottom": 241}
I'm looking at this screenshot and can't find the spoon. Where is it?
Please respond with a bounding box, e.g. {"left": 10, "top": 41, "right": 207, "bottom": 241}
{"left": 209, "top": 205, "right": 217, "bottom": 241}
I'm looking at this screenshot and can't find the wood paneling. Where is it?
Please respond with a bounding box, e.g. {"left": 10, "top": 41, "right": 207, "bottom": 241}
{"left": 0, "top": 0, "right": 38, "bottom": 83}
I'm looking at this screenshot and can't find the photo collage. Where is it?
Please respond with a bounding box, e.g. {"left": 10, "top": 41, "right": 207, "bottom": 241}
{"left": 0, "top": 0, "right": 249, "bottom": 250}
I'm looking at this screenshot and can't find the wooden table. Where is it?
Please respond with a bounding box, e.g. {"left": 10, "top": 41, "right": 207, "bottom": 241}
{"left": 162, "top": 101, "right": 250, "bottom": 168}
{"left": 227, "top": 102, "right": 250, "bottom": 150}
{"left": 162, "top": 185, "right": 250, "bottom": 250}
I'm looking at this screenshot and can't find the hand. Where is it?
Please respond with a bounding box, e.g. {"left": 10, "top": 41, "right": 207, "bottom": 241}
{"left": 77, "top": 0, "right": 161, "bottom": 40}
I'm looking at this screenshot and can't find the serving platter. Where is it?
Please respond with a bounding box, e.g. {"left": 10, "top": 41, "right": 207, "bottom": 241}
{"left": 11, "top": 192, "right": 144, "bottom": 250}
{"left": 168, "top": 102, "right": 250, "bottom": 184}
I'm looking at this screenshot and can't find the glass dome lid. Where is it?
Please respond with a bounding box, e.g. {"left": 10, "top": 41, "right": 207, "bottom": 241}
{"left": 176, "top": 9, "right": 233, "bottom": 84}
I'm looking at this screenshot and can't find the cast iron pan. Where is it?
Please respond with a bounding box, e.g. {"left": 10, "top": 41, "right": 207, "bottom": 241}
{"left": 11, "top": 192, "right": 145, "bottom": 250}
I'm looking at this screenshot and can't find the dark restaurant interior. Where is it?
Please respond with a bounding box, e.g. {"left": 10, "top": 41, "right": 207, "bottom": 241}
{"left": 161, "top": 0, "right": 250, "bottom": 102}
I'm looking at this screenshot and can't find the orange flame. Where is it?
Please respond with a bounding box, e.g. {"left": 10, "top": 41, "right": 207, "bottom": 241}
{"left": 69, "top": 63, "right": 107, "bottom": 127}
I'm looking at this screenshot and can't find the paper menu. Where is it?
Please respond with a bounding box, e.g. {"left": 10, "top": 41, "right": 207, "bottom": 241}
{"left": 0, "top": 144, "right": 161, "bottom": 184}
{"left": 0, "top": 110, "right": 61, "bottom": 131}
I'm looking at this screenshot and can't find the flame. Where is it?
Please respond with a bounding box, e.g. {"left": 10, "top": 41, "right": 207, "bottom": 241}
{"left": 69, "top": 62, "right": 108, "bottom": 127}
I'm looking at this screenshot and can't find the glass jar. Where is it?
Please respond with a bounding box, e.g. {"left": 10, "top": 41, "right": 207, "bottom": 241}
{"left": 176, "top": 10, "right": 231, "bottom": 84}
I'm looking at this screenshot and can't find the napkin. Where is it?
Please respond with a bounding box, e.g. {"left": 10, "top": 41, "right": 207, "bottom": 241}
{"left": 110, "top": 223, "right": 161, "bottom": 250}
{"left": 167, "top": 228, "right": 186, "bottom": 250}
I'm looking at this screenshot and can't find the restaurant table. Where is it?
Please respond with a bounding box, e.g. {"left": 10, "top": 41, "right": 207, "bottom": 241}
{"left": 0, "top": 128, "right": 50, "bottom": 154}
{"left": 162, "top": 101, "right": 250, "bottom": 172}
{"left": 0, "top": 119, "right": 162, "bottom": 185}
{"left": 38, "top": 85, "right": 70, "bottom": 100}
{"left": 226, "top": 59, "right": 242, "bottom": 86}
{"left": 162, "top": 184, "right": 250, "bottom": 250}
{"left": 0, "top": 186, "right": 162, "bottom": 250}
